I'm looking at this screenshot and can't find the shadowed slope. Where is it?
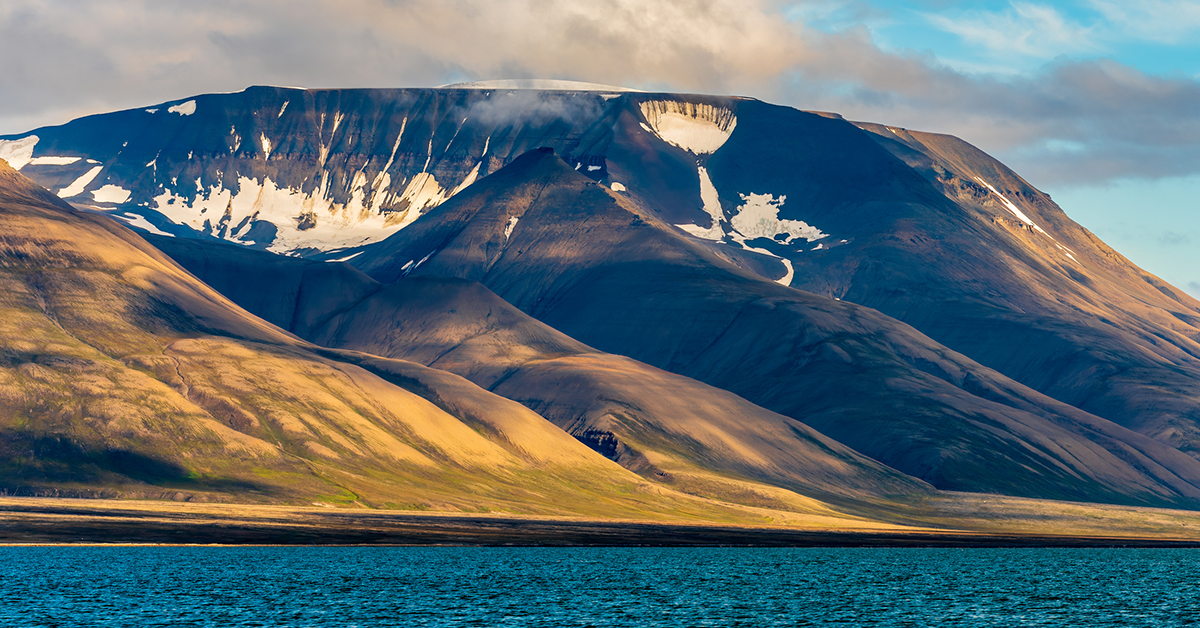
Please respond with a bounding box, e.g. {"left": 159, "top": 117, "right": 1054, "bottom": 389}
{"left": 148, "top": 234, "right": 933, "bottom": 509}
{"left": 831, "top": 123, "right": 1200, "bottom": 454}
{"left": 348, "top": 149, "right": 1200, "bottom": 508}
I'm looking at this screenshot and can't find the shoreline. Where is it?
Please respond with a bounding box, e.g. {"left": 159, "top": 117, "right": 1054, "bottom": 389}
{"left": 3, "top": 497, "right": 1200, "bottom": 547}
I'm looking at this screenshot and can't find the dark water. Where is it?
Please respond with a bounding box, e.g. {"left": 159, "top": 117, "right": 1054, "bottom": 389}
{"left": 2, "top": 547, "right": 1197, "bottom": 626}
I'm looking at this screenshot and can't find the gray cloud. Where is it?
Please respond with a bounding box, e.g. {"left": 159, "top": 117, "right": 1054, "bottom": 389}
{"left": 2, "top": 0, "right": 1200, "bottom": 189}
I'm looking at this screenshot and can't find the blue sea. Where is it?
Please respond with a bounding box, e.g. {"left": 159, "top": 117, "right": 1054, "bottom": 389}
{"left": 1, "top": 547, "right": 1196, "bottom": 626}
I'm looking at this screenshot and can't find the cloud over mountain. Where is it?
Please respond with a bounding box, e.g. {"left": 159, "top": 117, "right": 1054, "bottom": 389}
{"left": 2, "top": 0, "right": 1200, "bottom": 188}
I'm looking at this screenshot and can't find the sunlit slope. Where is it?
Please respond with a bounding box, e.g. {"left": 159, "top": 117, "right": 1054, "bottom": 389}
{"left": 0, "top": 160, "right": 860, "bottom": 522}
{"left": 349, "top": 149, "right": 1200, "bottom": 508}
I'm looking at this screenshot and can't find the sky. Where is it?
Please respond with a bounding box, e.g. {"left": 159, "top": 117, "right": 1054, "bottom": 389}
{"left": 1, "top": 0, "right": 1197, "bottom": 295}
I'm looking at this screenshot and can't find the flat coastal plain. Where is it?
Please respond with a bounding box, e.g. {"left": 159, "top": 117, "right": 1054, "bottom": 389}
{"left": 3, "top": 496, "right": 1200, "bottom": 547}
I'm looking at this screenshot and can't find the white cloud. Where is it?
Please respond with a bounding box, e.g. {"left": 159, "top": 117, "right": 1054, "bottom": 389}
{"left": 923, "top": 2, "right": 1102, "bottom": 59}
{"left": 1087, "top": 0, "right": 1200, "bottom": 44}
{"left": 2, "top": 0, "right": 1200, "bottom": 189}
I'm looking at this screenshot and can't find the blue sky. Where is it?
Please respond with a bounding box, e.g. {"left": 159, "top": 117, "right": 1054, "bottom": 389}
{"left": 0, "top": 0, "right": 1196, "bottom": 294}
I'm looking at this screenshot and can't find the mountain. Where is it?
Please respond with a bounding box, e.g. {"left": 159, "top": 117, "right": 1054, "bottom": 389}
{"left": 6, "top": 84, "right": 1200, "bottom": 511}
{"left": 1, "top": 158, "right": 918, "bottom": 524}
{"left": 4, "top": 85, "right": 1199, "bottom": 464}
{"left": 145, "top": 149, "right": 1200, "bottom": 510}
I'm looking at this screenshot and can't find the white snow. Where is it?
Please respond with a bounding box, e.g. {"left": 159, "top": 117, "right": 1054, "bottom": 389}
{"left": 587, "top": 165, "right": 602, "bottom": 172}
{"left": 393, "top": 172, "right": 449, "bottom": 228}
{"left": 730, "top": 193, "right": 827, "bottom": 244}
{"left": 776, "top": 259, "right": 794, "bottom": 286}
{"left": 504, "top": 216, "right": 519, "bottom": 240}
{"left": 91, "top": 184, "right": 132, "bottom": 204}
{"left": 812, "top": 243, "right": 824, "bottom": 251}
{"left": 168, "top": 100, "right": 197, "bottom": 116}
{"left": 638, "top": 101, "right": 736, "bottom": 155}
{"left": 115, "top": 212, "right": 173, "bottom": 236}
{"left": 974, "top": 177, "right": 1048, "bottom": 235}
{"left": 152, "top": 174, "right": 412, "bottom": 253}
{"left": 408, "top": 250, "right": 435, "bottom": 274}
{"left": 58, "top": 166, "right": 103, "bottom": 198}
{"left": 450, "top": 163, "right": 481, "bottom": 197}
{"left": 328, "top": 251, "right": 363, "bottom": 263}
{"left": 145, "top": 159, "right": 156, "bottom": 169}
{"left": 439, "top": 79, "right": 642, "bottom": 92}
{"left": 677, "top": 166, "right": 725, "bottom": 240}
{"left": 610, "top": 181, "right": 626, "bottom": 192}
{"left": 0, "top": 136, "right": 39, "bottom": 170}
{"left": 261, "top": 134, "right": 272, "bottom": 160}
{"left": 278, "top": 101, "right": 289, "bottom": 118}
{"left": 145, "top": 108, "right": 158, "bottom": 114}
{"left": 29, "top": 156, "right": 81, "bottom": 165}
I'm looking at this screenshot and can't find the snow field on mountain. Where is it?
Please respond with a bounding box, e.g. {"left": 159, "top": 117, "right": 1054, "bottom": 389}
{"left": 115, "top": 212, "right": 172, "bottom": 236}
{"left": 0, "top": 136, "right": 39, "bottom": 170}
{"left": 639, "top": 101, "right": 737, "bottom": 155}
{"left": 92, "top": 184, "right": 132, "bottom": 204}
{"left": 168, "top": 100, "right": 197, "bottom": 116}
{"left": 731, "top": 193, "right": 827, "bottom": 244}
{"left": 29, "top": 156, "right": 81, "bottom": 165}
{"left": 58, "top": 166, "right": 103, "bottom": 198}
{"left": 975, "top": 177, "right": 1048, "bottom": 235}
{"left": 677, "top": 167, "right": 726, "bottom": 240}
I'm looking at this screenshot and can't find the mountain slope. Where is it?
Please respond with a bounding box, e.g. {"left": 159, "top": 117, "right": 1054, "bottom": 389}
{"left": 0, "top": 158, "right": 872, "bottom": 523}
{"left": 146, "top": 234, "right": 933, "bottom": 509}
{"left": 347, "top": 148, "right": 1200, "bottom": 508}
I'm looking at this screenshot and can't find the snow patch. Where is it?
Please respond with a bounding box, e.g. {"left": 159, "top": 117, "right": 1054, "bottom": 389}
{"left": 261, "top": 134, "right": 272, "bottom": 160}
{"left": 587, "top": 165, "right": 602, "bottom": 172}
{"left": 145, "top": 108, "right": 158, "bottom": 114}
{"left": 393, "top": 172, "right": 449, "bottom": 228}
{"left": 168, "top": 100, "right": 197, "bottom": 116}
{"left": 329, "top": 251, "right": 363, "bottom": 263}
{"left": 0, "top": 136, "right": 38, "bottom": 170}
{"left": 450, "top": 163, "right": 482, "bottom": 197}
{"left": 776, "top": 259, "right": 794, "bottom": 286}
{"left": 504, "top": 216, "right": 519, "bottom": 240}
{"left": 677, "top": 166, "right": 725, "bottom": 240}
{"left": 151, "top": 174, "right": 412, "bottom": 253}
{"left": 115, "top": 212, "right": 173, "bottom": 236}
{"left": 610, "top": 181, "right": 626, "bottom": 192}
{"left": 730, "top": 193, "right": 826, "bottom": 244}
{"left": 29, "top": 156, "right": 80, "bottom": 166}
{"left": 278, "top": 101, "right": 289, "bottom": 118}
{"left": 92, "top": 184, "right": 132, "bottom": 204}
{"left": 58, "top": 165, "right": 103, "bottom": 198}
{"left": 639, "top": 101, "right": 736, "bottom": 155}
{"left": 403, "top": 250, "right": 436, "bottom": 276}
{"left": 974, "top": 177, "right": 1048, "bottom": 235}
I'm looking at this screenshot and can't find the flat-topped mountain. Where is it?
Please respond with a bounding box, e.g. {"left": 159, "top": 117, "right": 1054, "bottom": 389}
{"left": 5, "top": 84, "right": 1200, "bottom": 514}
